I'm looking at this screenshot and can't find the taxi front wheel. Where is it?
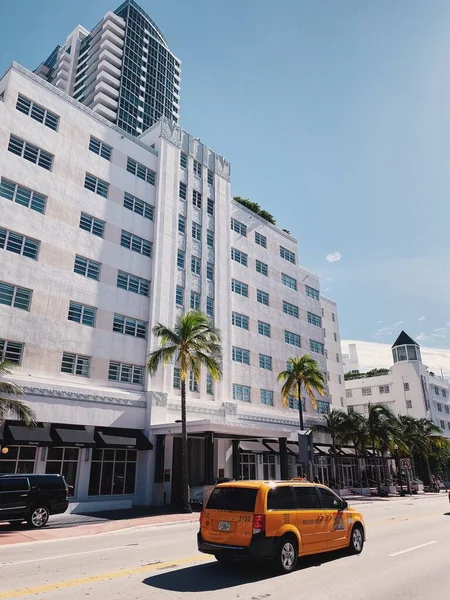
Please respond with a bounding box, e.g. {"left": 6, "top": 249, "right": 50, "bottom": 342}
{"left": 348, "top": 525, "right": 364, "bottom": 554}
{"left": 275, "top": 535, "right": 298, "bottom": 574}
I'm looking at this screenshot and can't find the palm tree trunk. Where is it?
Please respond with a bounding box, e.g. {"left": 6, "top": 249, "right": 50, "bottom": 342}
{"left": 180, "top": 379, "right": 191, "bottom": 513}
{"left": 331, "top": 435, "right": 337, "bottom": 486}
{"left": 424, "top": 454, "right": 432, "bottom": 486}
{"left": 297, "top": 381, "right": 304, "bottom": 431}
{"left": 355, "top": 448, "right": 363, "bottom": 490}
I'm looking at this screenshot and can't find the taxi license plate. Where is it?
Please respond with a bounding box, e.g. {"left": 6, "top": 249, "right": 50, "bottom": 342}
{"left": 218, "top": 521, "right": 230, "bottom": 531}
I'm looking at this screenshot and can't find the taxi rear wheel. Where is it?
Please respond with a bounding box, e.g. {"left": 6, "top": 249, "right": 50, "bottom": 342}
{"left": 275, "top": 535, "right": 298, "bottom": 574}
{"left": 348, "top": 524, "right": 364, "bottom": 554}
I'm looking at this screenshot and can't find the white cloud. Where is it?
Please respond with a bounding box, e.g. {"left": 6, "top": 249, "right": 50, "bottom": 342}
{"left": 418, "top": 316, "right": 426, "bottom": 321}
{"left": 325, "top": 251, "right": 342, "bottom": 263}
{"left": 376, "top": 320, "right": 383, "bottom": 324}
{"left": 393, "top": 321, "right": 403, "bottom": 327}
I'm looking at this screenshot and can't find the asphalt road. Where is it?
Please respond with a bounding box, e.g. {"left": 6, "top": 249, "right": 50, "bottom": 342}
{"left": 0, "top": 494, "right": 448, "bottom": 600}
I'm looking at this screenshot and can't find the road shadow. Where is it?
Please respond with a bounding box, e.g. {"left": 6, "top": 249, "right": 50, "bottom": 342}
{"left": 143, "top": 550, "right": 352, "bottom": 593}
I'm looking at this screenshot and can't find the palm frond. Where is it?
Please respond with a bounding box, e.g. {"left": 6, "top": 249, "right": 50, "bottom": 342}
{"left": 147, "top": 346, "right": 177, "bottom": 374}
{"left": 0, "top": 398, "right": 37, "bottom": 426}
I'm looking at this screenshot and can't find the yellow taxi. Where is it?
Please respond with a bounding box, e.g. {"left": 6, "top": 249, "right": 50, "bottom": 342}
{"left": 198, "top": 479, "right": 365, "bottom": 573}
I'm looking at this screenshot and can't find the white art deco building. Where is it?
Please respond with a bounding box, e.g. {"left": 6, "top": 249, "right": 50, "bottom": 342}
{"left": 0, "top": 61, "right": 345, "bottom": 510}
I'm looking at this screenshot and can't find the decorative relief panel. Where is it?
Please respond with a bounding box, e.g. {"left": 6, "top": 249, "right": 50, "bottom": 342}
{"left": 207, "top": 215, "right": 215, "bottom": 231}
{"left": 176, "top": 268, "right": 185, "bottom": 287}
{"left": 192, "top": 239, "right": 202, "bottom": 257}
{"left": 214, "top": 155, "right": 231, "bottom": 181}
{"left": 177, "top": 232, "right": 186, "bottom": 250}
{"left": 22, "top": 386, "right": 146, "bottom": 407}
{"left": 191, "top": 275, "right": 202, "bottom": 293}
{"left": 151, "top": 392, "right": 168, "bottom": 407}
{"left": 161, "top": 117, "right": 182, "bottom": 147}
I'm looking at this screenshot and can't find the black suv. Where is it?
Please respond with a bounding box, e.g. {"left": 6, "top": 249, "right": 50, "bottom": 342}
{"left": 0, "top": 474, "right": 69, "bottom": 528}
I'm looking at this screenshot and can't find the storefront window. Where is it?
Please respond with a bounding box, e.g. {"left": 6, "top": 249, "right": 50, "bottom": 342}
{"left": 45, "top": 447, "right": 79, "bottom": 496}
{"left": 263, "top": 455, "right": 276, "bottom": 479}
{"left": 240, "top": 453, "right": 256, "bottom": 480}
{"left": 0, "top": 446, "right": 36, "bottom": 473}
{"left": 88, "top": 449, "right": 137, "bottom": 496}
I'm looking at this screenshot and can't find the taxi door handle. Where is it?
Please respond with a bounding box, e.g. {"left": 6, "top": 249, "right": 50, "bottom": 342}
{"left": 325, "top": 514, "right": 333, "bottom": 521}
{"left": 318, "top": 514, "right": 325, "bottom": 521}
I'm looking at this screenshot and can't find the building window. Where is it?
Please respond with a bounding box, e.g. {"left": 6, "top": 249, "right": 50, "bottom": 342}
{"left": 232, "top": 346, "right": 250, "bottom": 365}
{"left": 120, "top": 230, "right": 152, "bottom": 257}
{"left": 207, "top": 229, "right": 214, "bottom": 247}
{"left": 46, "top": 447, "right": 79, "bottom": 495}
{"left": 16, "top": 94, "right": 59, "bottom": 130}
{"left": 189, "top": 371, "right": 199, "bottom": 392}
{"left": 256, "top": 260, "right": 268, "bottom": 276}
{"left": 206, "top": 262, "right": 214, "bottom": 281}
{"left": 288, "top": 396, "right": 306, "bottom": 411}
{"left": 89, "top": 136, "right": 112, "bottom": 160}
{"left": 340, "top": 397, "right": 344, "bottom": 407}
{"left": 404, "top": 382, "right": 410, "bottom": 391}
{"left": 260, "top": 389, "right": 274, "bottom": 406}
{"left": 207, "top": 170, "right": 214, "bottom": 186}
{"left": 178, "top": 215, "right": 186, "bottom": 234}
{"left": 443, "top": 389, "right": 447, "bottom": 398}
{"left": 325, "top": 349, "right": 328, "bottom": 359}
{"left": 257, "top": 289, "right": 269, "bottom": 306}
{"left": 263, "top": 454, "right": 276, "bottom": 479}
{"left": 231, "top": 218, "right": 247, "bottom": 236}
{"left": 0, "top": 177, "right": 46, "bottom": 214}
{"left": 88, "top": 449, "right": 137, "bottom": 496}
{"left": 445, "top": 405, "right": 450, "bottom": 414}
{"left": 192, "top": 221, "right": 202, "bottom": 241}
{"left": 258, "top": 321, "right": 271, "bottom": 337}
{"left": 233, "top": 384, "right": 250, "bottom": 402}
{"left": 338, "top": 375, "right": 342, "bottom": 384}
{"left": 179, "top": 182, "right": 187, "bottom": 200}
{"left": 440, "top": 420, "right": 445, "bottom": 429}
{"left": 192, "top": 190, "right": 202, "bottom": 209}
{"left": 231, "top": 247, "right": 248, "bottom": 266}
{"left": 240, "top": 454, "right": 256, "bottom": 479}
{"left": 193, "top": 160, "right": 202, "bottom": 177}
{"left": 283, "top": 300, "right": 299, "bottom": 318}
{"left": 113, "top": 314, "right": 147, "bottom": 339}
{"left": 336, "top": 353, "right": 340, "bottom": 363}
{"left": 126, "top": 157, "right": 156, "bottom": 185}
{"left": 117, "top": 271, "right": 149, "bottom": 296}
{"left": 255, "top": 231, "right": 267, "bottom": 248}
{"left": 177, "top": 250, "right": 185, "bottom": 269}
{"left": 285, "top": 330, "right": 301, "bottom": 347}
{"left": 191, "top": 256, "right": 201, "bottom": 275}
{"left": 0, "top": 227, "right": 40, "bottom": 260}
{"left": 79, "top": 213, "right": 105, "bottom": 237}
{"left": 73, "top": 255, "right": 101, "bottom": 280}
{"left": 259, "top": 354, "right": 272, "bottom": 370}
{"left": 0, "top": 446, "right": 36, "bottom": 474}
{"left": 0, "top": 282, "right": 32, "bottom": 311}
{"left": 61, "top": 352, "right": 90, "bottom": 377}
{"left": 317, "top": 400, "right": 330, "bottom": 414}
{"left": 305, "top": 285, "right": 320, "bottom": 301}
{"left": 207, "top": 198, "right": 214, "bottom": 216}
{"left": 332, "top": 313, "right": 336, "bottom": 322}
{"left": 108, "top": 361, "right": 144, "bottom": 385}
{"left": 206, "top": 297, "right": 214, "bottom": 318}
{"left": 346, "top": 390, "right": 353, "bottom": 398}
{"left": 280, "top": 246, "right": 295, "bottom": 264}
{"left": 84, "top": 172, "right": 109, "bottom": 197}
{"left": 233, "top": 312, "right": 249, "bottom": 330}
{"left": 180, "top": 152, "right": 187, "bottom": 169}
{"left": 173, "top": 367, "right": 181, "bottom": 389}
{"left": 307, "top": 312, "right": 322, "bottom": 327}
{"left": 281, "top": 273, "right": 297, "bottom": 290}
{"left": 362, "top": 387, "right": 372, "bottom": 396}
{"left": 206, "top": 373, "right": 213, "bottom": 395}
{"left": 348, "top": 406, "right": 355, "bottom": 414}
{"left": 406, "top": 399, "right": 412, "bottom": 409}
{"left": 124, "top": 192, "right": 154, "bottom": 220}
{"left": 0, "top": 339, "right": 24, "bottom": 364}
{"left": 437, "top": 403, "right": 442, "bottom": 412}
{"left": 232, "top": 279, "right": 249, "bottom": 297}
{"left": 68, "top": 301, "right": 96, "bottom": 327}
{"left": 435, "top": 386, "right": 439, "bottom": 395}
{"left": 190, "top": 291, "right": 200, "bottom": 311}
{"left": 8, "top": 135, "right": 53, "bottom": 170}
{"left": 309, "top": 340, "right": 324, "bottom": 355}
{"left": 333, "top": 333, "right": 337, "bottom": 342}
{"left": 176, "top": 286, "right": 184, "bottom": 306}
{"left": 379, "top": 385, "right": 390, "bottom": 394}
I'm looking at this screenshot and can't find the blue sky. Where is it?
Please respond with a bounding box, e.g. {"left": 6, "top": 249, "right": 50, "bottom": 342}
{"left": 1, "top": 0, "right": 450, "bottom": 350}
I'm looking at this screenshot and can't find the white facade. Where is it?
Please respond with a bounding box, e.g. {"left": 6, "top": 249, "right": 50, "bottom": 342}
{"left": 343, "top": 343, "right": 360, "bottom": 374}
{"left": 321, "top": 296, "right": 345, "bottom": 410}
{"left": 0, "top": 63, "right": 343, "bottom": 507}
{"left": 345, "top": 332, "right": 450, "bottom": 439}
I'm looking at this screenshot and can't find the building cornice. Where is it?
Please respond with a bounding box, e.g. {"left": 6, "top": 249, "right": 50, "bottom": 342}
{"left": 22, "top": 386, "right": 146, "bottom": 408}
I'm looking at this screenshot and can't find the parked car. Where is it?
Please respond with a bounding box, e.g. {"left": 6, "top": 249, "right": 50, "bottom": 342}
{"left": 198, "top": 479, "right": 365, "bottom": 573}
{"left": 0, "top": 473, "right": 69, "bottom": 528}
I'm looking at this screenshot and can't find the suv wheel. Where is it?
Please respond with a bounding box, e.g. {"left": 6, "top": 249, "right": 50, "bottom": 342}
{"left": 28, "top": 506, "right": 50, "bottom": 528}
{"left": 275, "top": 535, "right": 298, "bottom": 574}
{"left": 348, "top": 524, "right": 364, "bottom": 554}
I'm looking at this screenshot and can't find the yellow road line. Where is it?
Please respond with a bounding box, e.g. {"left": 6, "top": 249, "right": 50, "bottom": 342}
{"left": 0, "top": 555, "right": 213, "bottom": 599}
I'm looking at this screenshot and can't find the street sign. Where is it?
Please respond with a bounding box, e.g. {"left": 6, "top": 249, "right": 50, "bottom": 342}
{"left": 400, "top": 458, "right": 411, "bottom": 470}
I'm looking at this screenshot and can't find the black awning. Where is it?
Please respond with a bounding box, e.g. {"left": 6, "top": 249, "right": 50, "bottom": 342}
{"left": 239, "top": 441, "right": 270, "bottom": 453}
{"left": 4, "top": 422, "right": 52, "bottom": 446}
{"left": 94, "top": 427, "right": 153, "bottom": 450}
{"left": 50, "top": 425, "right": 96, "bottom": 448}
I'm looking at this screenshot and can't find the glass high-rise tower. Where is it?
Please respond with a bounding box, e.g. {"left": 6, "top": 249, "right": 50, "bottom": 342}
{"left": 35, "top": 0, "right": 181, "bottom": 136}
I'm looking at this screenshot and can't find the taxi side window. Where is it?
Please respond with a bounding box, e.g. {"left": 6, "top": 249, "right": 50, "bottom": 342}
{"left": 292, "top": 486, "right": 321, "bottom": 509}
{"left": 267, "top": 486, "right": 296, "bottom": 510}
{"left": 318, "top": 487, "right": 341, "bottom": 509}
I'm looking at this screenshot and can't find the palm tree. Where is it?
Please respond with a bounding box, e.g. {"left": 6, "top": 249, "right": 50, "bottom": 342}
{"left": 366, "top": 403, "right": 398, "bottom": 488}
{"left": 398, "top": 417, "right": 445, "bottom": 485}
{"left": 278, "top": 355, "right": 326, "bottom": 479}
{"left": 318, "top": 409, "right": 347, "bottom": 485}
{"left": 341, "top": 411, "right": 369, "bottom": 488}
{"left": 0, "top": 360, "right": 36, "bottom": 427}
{"left": 147, "top": 311, "right": 222, "bottom": 513}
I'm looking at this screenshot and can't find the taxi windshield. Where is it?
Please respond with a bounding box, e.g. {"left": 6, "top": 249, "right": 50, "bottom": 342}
{"left": 206, "top": 487, "right": 257, "bottom": 512}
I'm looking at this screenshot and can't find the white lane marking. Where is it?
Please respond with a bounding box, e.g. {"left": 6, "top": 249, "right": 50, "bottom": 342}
{"left": 389, "top": 541, "right": 438, "bottom": 557}
{"left": 0, "top": 545, "right": 135, "bottom": 567}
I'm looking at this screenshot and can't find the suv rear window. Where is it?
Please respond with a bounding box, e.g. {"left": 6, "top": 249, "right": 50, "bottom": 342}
{"left": 0, "top": 477, "right": 29, "bottom": 492}
{"left": 206, "top": 487, "right": 257, "bottom": 512}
